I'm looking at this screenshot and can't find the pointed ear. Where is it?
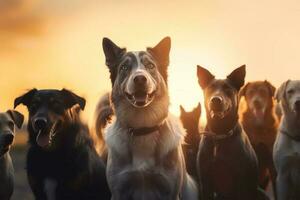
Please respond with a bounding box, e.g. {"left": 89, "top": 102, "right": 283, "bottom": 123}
{"left": 147, "top": 37, "right": 171, "bottom": 81}
{"left": 61, "top": 89, "right": 86, "bottom": 110}
{"left": 194, "top": 102, "right": 201, "bottom": 115}
{"left": 179, "top": 105, "right": 186, "bottom": 115}
{"left": 227, "top": 65, "right": 246, "bottom": 91}
{"left": 14, "top": 89, "right": 37, "bottom": 108}
{"left": 197, "top": 65, "right": 215, "bottom": 89}
{"left": 276, "top": 80, "right": 290, "bottom": 102}
{"left": 264, "top": 80, "right": 276, "bottom": 97}
{"left": 102, "top": 38, "right": 126, "bottom": 84}
{"left": 239, "top": 82, "right": 249, "bottom": 99}
{"left": 7, "top": 110, "right": 24, "bottom": 129}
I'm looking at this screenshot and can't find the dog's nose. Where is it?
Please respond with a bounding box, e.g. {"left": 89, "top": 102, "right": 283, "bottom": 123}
{"left": 210, "top": 96, "right": 223, "bottom": 110}
{"left": 133, "top": 75, "right": 147, "bottom": 85}
{"left": 2, "top": 133, "right": 14, "bottom": 145}
{"left": 295, "top": 100, "right": 300, "bottom": 110}
{"left": 33, "top": 118, "right": 47, "bottom": 131}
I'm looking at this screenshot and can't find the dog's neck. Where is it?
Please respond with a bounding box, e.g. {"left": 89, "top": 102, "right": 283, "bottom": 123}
{"left": 206, "top": 111, "right": 239, "bottom": 135}
{"left": 281, "top": 113, "right": 300, "bottom": 138}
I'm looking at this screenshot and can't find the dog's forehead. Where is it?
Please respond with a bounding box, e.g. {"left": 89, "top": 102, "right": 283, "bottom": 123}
{"left": 121, "top": 51, "right": 154, "bottom": 65}
{"left": 0, "top": 113, "right": 12, "bottom": 124}
{"left": 32, "top": 90, "right": 63, "bottom": 102}
{"left": 287, "top": 81, "right": 300, "bottom": 91}
{"left": 248, "top": 81, "right": 268, "bottom": 90}
{"left": 208, "top": 79, "right": 233, "bottom": 90}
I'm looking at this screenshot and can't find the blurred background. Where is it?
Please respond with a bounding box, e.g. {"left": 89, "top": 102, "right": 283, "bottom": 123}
{"left": 1, "top": 0, "right": 300, "bottom": 199}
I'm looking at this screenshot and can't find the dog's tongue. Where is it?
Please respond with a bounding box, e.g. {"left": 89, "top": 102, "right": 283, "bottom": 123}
{"left": 36, "top": 131, "right": 49, "bottom": 148}
{"left": 134, "top": 92, "right": 148, "bottom": 106}
{"left": 253, "top": 109, "right": 264, "bottom": 120}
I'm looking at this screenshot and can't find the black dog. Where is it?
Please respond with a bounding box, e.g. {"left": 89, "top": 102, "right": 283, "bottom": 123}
{"left": 14, "top": 89, "right": 110, "bottom": 200}
{"left": 180, "top": 103, "right": 201, "bottom": 180}
{"left": 196, "top": 65, "right": 268, "bottom": 200}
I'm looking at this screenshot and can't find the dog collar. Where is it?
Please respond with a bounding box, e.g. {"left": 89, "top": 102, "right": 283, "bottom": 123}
{"left": 128, "top": 126, "right": 160, "bottom": 137}
{"left": 280, "top": 130, "right": 300, "bottom": 141}
{"left": 201, "top": 124, "right": 237, "bottom": 141}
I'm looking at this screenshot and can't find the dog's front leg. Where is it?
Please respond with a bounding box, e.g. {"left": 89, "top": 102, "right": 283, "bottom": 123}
{"left": 276, "top": 174, "right": 289, "bottom": 200}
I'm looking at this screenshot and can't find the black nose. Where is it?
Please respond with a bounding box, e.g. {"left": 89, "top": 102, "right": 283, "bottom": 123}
{"left": 210, "top": 96, "right": 223, "bottom": 111}
{"left": 3, "top": 133, "right": 14, "bottom": 145}
{"left": 295, "top": 100, "right": 300, "bottom": 110}
{"left": 33, "top": 118, "right": 47, "bottom": 131}
{"left": 133, "top": 75, "right": 147, "bottom": 85}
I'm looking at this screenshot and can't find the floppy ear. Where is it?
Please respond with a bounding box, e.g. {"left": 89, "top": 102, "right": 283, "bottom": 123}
{"left": 147, "top": 37, "right": 171, "bottom": 81}
{"left": 227, "top": 65, "right": 246, "bottom": 91}
{"left": 61, "top": 89, "right": 86, "bottom": 110}
{"left": 6, "top": 110, "right": 24, "bottom": 129}
{"left": 14, "top": 88, "right": 37, "bottom": 108}
{"left": 275, "top": 80, "right": 290, "bottom": 102}
{"left": 179, "top": 105, "right": 186, "bottom": 115}
{"left": 102, "top": 38, "right": 126, "bottom": 84}
{"left": 264, "top": 80, "right": 276, "bottom": 97}
{"left": 197, "top": 65, "right": 215, "bottom": 89}
{"left": 239, "top": 82, "right": 249, "bottom": 99}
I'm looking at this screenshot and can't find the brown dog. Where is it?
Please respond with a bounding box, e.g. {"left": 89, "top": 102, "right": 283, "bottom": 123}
{"left": 239, "top": 81, "right": 278, "bottom": 197}
{"left": 180, "top": 103, "right": 201, "bottom": 180}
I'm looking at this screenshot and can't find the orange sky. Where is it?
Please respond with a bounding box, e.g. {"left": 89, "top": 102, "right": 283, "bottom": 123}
{"left": 1, "top": 0, "right": 300, "bottom": 124}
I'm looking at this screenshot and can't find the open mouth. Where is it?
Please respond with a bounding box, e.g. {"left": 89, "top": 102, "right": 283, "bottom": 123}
{"left": 36, "top": 121, "right": 60, "bottom": 148}
{"left": 209, "top": 108, "right": 229, "bottom": 119}
{"left": 125, "top": 90, "right": 156, "bottom": 108}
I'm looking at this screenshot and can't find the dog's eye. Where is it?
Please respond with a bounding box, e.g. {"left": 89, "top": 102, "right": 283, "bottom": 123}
{"left": 287, "top": 89, "right": 294, "bottom": 95}
{"left": 146, "top": 63, "right": 155, "bottom": 69}
{"left": 8, "top": 121, "right": 14, "bottom": 130}
{"left": 120, "top": 64, "right": 129, "bottom": 71}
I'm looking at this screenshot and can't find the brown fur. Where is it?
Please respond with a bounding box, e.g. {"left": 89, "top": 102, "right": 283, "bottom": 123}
{"left": 239, "top": 81, "right": 278, "bottom": 197}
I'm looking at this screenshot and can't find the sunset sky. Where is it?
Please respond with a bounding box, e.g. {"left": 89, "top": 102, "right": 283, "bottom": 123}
{"left": 1, "top": 0, "right": 300, "bottom": 124}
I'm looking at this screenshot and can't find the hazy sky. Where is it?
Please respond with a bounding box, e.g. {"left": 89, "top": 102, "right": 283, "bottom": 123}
{"left": 1, "top": 0, "right": 300, "bottom": 123}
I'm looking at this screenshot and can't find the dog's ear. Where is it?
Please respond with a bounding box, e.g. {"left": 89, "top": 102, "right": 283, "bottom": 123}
{"left": 227, "top": 65, "right": 246, "bottom": 91}
{"left": 147, "top": 37, "right": 171, "bottom": 81}
{"left": 61, "top": 89, "right": 86, "bottom": 110}
{"left": 102, "top": 38, "right": 126, "bottom": 84}
{"left": 193, "top": 103, "right": 201, "bottom": 118}
{"left": 264, "top": 80, "right": 276, "bottom": 97}
{"left": 180, "top": 105, "right": 186, "bottom": 115}
{"left": 6, "top": 110, "right": 24, "bottom": 129}
{"left": 239, "top": 82, "right": 249, "bottom": 98}
{"left": 275, "top": 80, "right": 290, "bottom": 102}
{"left": 197, "top": 65, "right": 215, "bottom": 89}
{"left": 14, "top": 89, "right": 37, "bottom": 108}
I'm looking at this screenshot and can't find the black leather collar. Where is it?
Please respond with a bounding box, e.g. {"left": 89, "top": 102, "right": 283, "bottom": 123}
{"left": 201, "top": 124, "right": 238, "bottom": 141}
{"left": 281, "top": 130, "right": 300, "bottom": 141}
{"left": 128, "top": 126, "right": 160, "bottom": 137}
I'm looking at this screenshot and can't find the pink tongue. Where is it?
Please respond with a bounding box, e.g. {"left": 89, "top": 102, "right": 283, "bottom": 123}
{"left": 254, "top": 109, "right": 264, "bottom": 120}
{"left": 37, "top": 134, "right": 49, "bottom": 147}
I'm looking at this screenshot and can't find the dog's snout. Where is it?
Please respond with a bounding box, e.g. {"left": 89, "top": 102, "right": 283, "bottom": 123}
{"left": 295, "top": 100, "right": 300, "bottom": 110}
{"left": 210, "top": 96, "right": 223, "bottom": 110}
{"left": 133, "top": 75, "right": 147, "bottom": 85}
{"left": 33, "top": 118, "right": 47, "bottom": 131}
{"left": 253, "top": 99, "right": 262, "bottom": 109}
{"left": 3, "top": 133, "right": 14, "bottom": 145}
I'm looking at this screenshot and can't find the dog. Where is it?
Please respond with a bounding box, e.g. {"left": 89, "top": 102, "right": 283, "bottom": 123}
{"left": 98, "top": 37, "right": 198, "bottom": 199}
{"left": 180, "top": 103, "right": 201, "bottom": 180}
{"left": 0, "top": 110, "right": 24, "bottom": 200}
{"left": 196, "top": 65, "right": 268, "bottom": 200}
{"left": 239, "top": 81, "right": 278, "bottom": 196}
{"left": 273, "top": 80, "right": 300, "bottom": 200}
{"left": 14, "top": 89, "right": 111, "bottom": 200}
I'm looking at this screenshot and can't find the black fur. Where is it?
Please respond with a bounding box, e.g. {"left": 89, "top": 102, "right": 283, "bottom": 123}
{"left": 14, "top": 89, "right": 111, "bottom": 200}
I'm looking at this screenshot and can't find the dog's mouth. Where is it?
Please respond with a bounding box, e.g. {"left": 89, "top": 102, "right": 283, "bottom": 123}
{"left": 36, "top": 121, "right": 61, "bottom": 148}
{"left": 209, "top": 108, "right": 230, "bottom": 120}
{"left": 125, "top": 90, "right": 156, "bottom": 108}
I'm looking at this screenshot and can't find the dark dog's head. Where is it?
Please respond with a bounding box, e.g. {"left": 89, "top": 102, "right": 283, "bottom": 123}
{"left": 0, "top": 110, "right": 23, "bottom": 157}
{"left": 197, "top": 65, "right": 246, "bottom": 132}
{"left": 180, "top": 103, "right": 201, "bottom": 134}
{"left": 239, "top": 81, "right": 276, "bottom": 125}
{"left": 276, "top": 80, "right": 300, "bottom": 118}
{"left": 102, "top": 37, "right": 171, "bottom": 128}
{"left": 14, "top": 89, "right": 85, "bottom": 150}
